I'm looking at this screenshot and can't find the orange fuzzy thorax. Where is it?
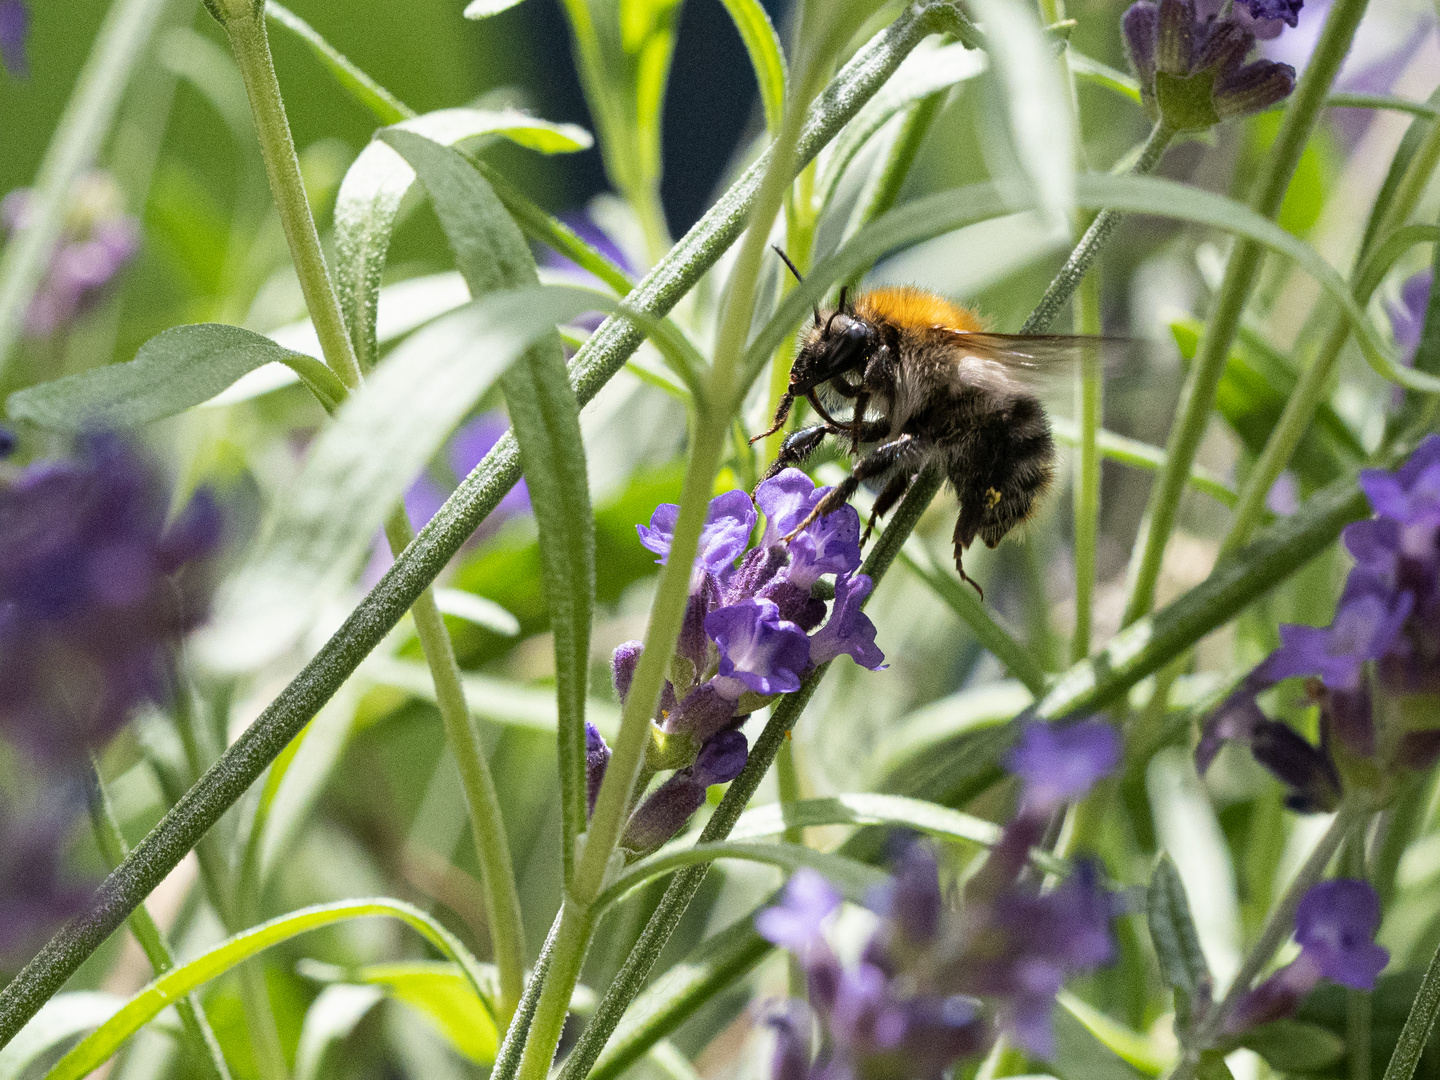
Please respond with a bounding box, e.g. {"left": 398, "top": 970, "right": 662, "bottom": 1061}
{"left": 853, "top": 286, "right": 985, "bottom": 333}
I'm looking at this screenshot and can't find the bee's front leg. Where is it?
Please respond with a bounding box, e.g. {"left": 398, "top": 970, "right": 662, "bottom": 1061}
{"left": 782, "top": 434, "right": 921, "bottom": 541}
{"left": 756, "top": 424, "right": 835, "bottom": 488}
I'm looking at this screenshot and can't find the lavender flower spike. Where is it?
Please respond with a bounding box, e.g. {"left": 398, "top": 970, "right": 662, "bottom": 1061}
{"left": 621, "top": 730, "right": 748, "bottom": 855}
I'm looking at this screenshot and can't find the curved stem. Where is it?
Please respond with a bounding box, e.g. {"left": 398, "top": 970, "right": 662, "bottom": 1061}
{"left": 223, "top": 10, "right": 362, "bottom": 388}
{"left": 1122, "top": 0, "right": 1373, "bottom": 626}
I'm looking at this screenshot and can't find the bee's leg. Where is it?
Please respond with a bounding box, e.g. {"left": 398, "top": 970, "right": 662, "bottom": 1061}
{"left": 782, "top": 434, "right": 920, "bottom": 541}
{"left": 861, "top": 471, "right": 914, "bottom": 546}
{"left": 751, "top": 390, "right": 795, "bottom": 443}
{"left": 951, "top": 513, "right": 985, "bottom": 600}
{"left": 848, "top": 391, "right": 871, "bottom": 451}
{"left": 756, "top": 424, "right": 834, "bottom": 488}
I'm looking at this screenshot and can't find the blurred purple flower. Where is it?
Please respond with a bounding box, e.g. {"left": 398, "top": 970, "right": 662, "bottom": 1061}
{"left": 0, "top": 435, "right": 222, "bottom": 765}
{"left": 759, "top": 841, "right": 1117, "bottom": 1078}
{"left": 1227, "top": 879, "right": 1388, "bottom": 1034}
{"left": 1389, "top": 270, "right": 1432, "bottom": 366}
{"left": 1260, "top": 589, "right": 1412, "bottom": 690}
{"left": 621, "top": 729, "right": 747, "bottom": 855}
{"left": 1238, "top": 0, "right": 1301, "bottom": 27}
{"left": 538, "top": 210, "right": 636, "bottom": 278}
{"left": 0, "top": 0, "right": 28, "bottom": 79}
{"left": 1005, "top": 719, "right": 1121, "bottom": 815}
{"left": 2, "top": 175, "right": 141, "bottom": 338}
{"left": 0, "top": 786, "right": 91, "bottom": 966}
{"left": 707, "top": 598, "right": 811, "bottom": 696}
{"left": 757, "top": 867, "right": 842, "bottom": 951}
{"left": 0, "top": 426, "right": 15, "bottom": 459}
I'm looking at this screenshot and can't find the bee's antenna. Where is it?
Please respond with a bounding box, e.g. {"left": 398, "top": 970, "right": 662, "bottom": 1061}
{"left": 771, "top": 245, "right": 804, "bottom": 285}
{"left": 838, "top": 286, "right": 850, "bottom": 313}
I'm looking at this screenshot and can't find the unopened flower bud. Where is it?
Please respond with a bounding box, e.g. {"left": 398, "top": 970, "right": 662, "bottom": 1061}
{"left": 622, "top": 730, "right": 748, "bottom": 856}
{"left": 612, "top": 640, "right": 643, "bottom": 704}
{"left": 585, "top": 722, "right": 610, "bottom": 816}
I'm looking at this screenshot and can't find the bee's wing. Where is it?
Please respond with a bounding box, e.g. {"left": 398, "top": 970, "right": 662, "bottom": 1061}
{"left": 938, "top": 331, "right": 1141, "bottom": 388}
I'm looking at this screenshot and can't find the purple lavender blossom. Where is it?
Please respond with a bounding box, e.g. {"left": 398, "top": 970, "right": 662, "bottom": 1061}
{"left": 807, "top": 574, "right": 884, "bottom": 670}
{"left": 2, "top": 175, "right": 141, "bottom": 338}
{"left": 1004, "top": 720, "right": 1122, "bottom": 815}
{"left": 637, "top": 490, "right": 756, "bottom": 571}
{"left": 1226, "top": 879, "right": 1388, "bottom": 1034}
{"left": 707, "top": 598, "right": 811, "bottom": 696}
{"left": 1123, "top": 0, "right": 1296, "bottom": 129}
{"left": 621, "top": 729, "right": 748, "bottom": 855}
{"left": 585, "top": 721, "right": 611, "bottom": 816}
{"left": 0, "top": 435, "right": 222, "bottom": 765}
{"left": 0, "top": 0, "right": 28, "bottom": 79}
{"left": 1259, "top": 588, "right": 1412, "bottom": 690}
{"left": 759, "top": 840, "right": 1117, "bottom": 1077}
{"left": 1237, "top": 0, "right": 1302, "bottom": 27}
{"left": 0, "top": 427, "right": 15, "bottom": 459}
{"left": 612, "top": 640, "right": 643, "bottom": 703}
{"left": 757, "top": 867, "right": 842, "bottom": 951}
{"left": 1388, "top": 270, "right": 1432, "bottom": 366}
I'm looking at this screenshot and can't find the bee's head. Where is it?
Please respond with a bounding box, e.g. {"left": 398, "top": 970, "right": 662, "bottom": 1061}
{"left": 790, "top": 296, "right": 878, "bottom": 393}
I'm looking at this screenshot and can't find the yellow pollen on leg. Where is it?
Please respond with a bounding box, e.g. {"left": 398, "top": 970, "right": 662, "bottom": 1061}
{"left": 985, "top": 487, "right": 1002, "bottom": 508}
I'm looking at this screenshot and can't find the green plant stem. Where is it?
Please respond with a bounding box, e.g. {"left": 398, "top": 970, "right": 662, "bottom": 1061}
{"left": 86, "top": 763, "right": 233, "bottom": 1080}
{"left": 492, "top": 911, "right": 564, "bottom": 1080}
{"left": 1123, "top": 0, "right": 1372, "bottom": 626}
{"left": 1021, "top": 120, "right": 1173, "bottom": 334}
{"left": 0, "top": 0, "right": 172, "bottom": 380}
{"left": 1072, "top": 269, "right": 1103, "bottom": 660}
{"left": 1381, "top": 934, "right": 1440, "bottom": 1080}
{"left": 382, "top": 512, "right": 525, "bottom": 1022}
{"left": 0, "top": 6, "right": 965, "bottom": 1048}
{"left": 222, "top": 9, "right": 363, "bottom": 388}
{"left": 1171, "top": 805, "right": 1361, "bottom": 1079}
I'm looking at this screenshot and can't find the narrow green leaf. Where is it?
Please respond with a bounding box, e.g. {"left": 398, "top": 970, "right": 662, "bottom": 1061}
{"left": 1052, "top": 1005, "right": 1148, "bottom": 1080}
{"left": 293, "top": 985, "right": 384, "bottom": 1080}
{"left": 432, "top": 588, "right": 521, "bottom": 636}
{"left": 265, "top": 2, "right": 410, "bottom": 125}
{"left": 899, "top": 547, "right": 1050, "bottom": 695}
{"left": 1237, "top": 1019, "right": 1346, "bottom": 1072}
{"left": 464, "top": 0, "right": 529, "bottom": 17}
{"left": 1328, "top": 92, "right": 1440, "bottom": 120}
{"left": 1147, "top": 854, "right": 1211, "bottom": 1023}
{"left": 1048, "top": 416, "right": 1238, "bottom": 506}
{"left": 362, "top": 657, "right": 621, "bottom": 739}
{"left": 42, "top": 900, "right": 493, "bottom": 1080}
{"left": 5, "top": 324, "right": 345, "bottom": 430}
{"left": 196, "top": 288, "right": 602, "bottom": 673}
{"left": 1069, "top": 51, "right": 1142, "bottom": 104}
{"left": 333, "top": 107, "right": 592, "bottom": 372}
{"left": 381, "top": 128, "right": 595, "bottom": 885}
{"left": 355, "top": 963, "right": 498, "bottom": 1064}
{"left": 1059, "top": 992, "right": 1173, "bottom": 1076}
{"left": 1381, "top": 938, "right": 1440, "bottom": 1080}
{"left": 816, "top": 39, "right": 985, "bottom": 212}
{"left": 718, "top": 0, "right": 788, "bottom": 134}
{"left": 709, "top": 793, "right": 1003, "bottom": 847}
{"left": 595, "top": 842, "right": 888, "bottom": 913}
{"left": 0, "top": 994, "right": 123, "bottom": 1080}
{"left": 971, "top": 0, "right": 1075, "bottom": 233}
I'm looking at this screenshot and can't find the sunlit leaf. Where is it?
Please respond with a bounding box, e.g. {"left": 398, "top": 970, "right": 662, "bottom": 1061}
{"left": 464, "top": 0, "right": 529, "bottom": 15}
{"left": 6, "top": 324, "right": 346, "bottom": 429}
{"left": 718, "top": 0, "right": 787, "bottom": 134}
{"left": 42, "top": 900, "right": 493, "bottom": 1080}
{"left": 356, "top": 963, "right": 497, "bottom": 1065}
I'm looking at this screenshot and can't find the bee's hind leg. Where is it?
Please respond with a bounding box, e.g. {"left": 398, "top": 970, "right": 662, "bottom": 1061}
{"left": 861, "top": 471, "right": 914, "bottom": 546}
{"left": 782, "top": 434, "right": 920, "bottom": 542}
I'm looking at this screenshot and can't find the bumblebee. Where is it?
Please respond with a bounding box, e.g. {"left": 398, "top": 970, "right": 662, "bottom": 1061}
{"left": 757, "top": 251, "right": 1112, "bottom": 597}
